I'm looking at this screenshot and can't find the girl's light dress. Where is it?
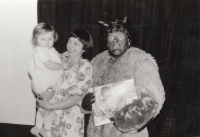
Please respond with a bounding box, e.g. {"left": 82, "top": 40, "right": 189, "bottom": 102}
{"left": 29, "top": 46, "right": 63, "bottom": 95}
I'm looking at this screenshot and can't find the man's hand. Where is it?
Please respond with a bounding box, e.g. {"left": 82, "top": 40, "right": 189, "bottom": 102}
{"left": 109, "top": 93, "right": 157, "bottom": 133}
{"left": 109, "top": 117, "right": 153, "bottom": 134}
{"left": 109, "top": 117, "right": 138, "bottom": 134}
{"left": 81, "top": 93, "right": 95, "bottom": 111}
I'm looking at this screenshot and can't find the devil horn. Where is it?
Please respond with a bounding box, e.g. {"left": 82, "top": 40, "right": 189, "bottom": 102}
{"left": 122, "top": 17, "right": 127, "bottom": 23}
{"left": 98, "top": 21, "right": 109, "bottom": 26}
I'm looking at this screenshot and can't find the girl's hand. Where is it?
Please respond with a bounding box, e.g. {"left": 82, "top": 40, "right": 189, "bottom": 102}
{"left": 45, "top": 86, "right": 55, "bottom": 100}
{"left": 64, "top": 58, "right": 79, "bottom": 68}
{"left": 62, "top": 51, "right": 68, "bottom": 59}
{"left": 36, "top": 95, "right": 50, "bottom": 110}
{"left": 63, "top": 62, "right": 70, "bottom": 70}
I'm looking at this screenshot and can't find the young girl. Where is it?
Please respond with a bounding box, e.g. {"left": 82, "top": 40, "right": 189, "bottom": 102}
{"left": 29, "top": 23, "right": 70, "bottom": 137}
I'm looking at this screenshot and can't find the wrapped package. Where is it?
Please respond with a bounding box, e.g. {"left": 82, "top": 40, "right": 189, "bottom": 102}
{"left": 88, "top": 79, "right": 138, "bottom": 126}
{"left": 113, "top": 93, "right": 158, "bottom": 133}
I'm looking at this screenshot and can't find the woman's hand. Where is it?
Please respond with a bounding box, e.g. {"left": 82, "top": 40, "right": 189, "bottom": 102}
{"left": 44, "top": 86, "right": 55, "bottom": 100}
{"left": 36, "top": 95, "right": 50, "bottom": 110}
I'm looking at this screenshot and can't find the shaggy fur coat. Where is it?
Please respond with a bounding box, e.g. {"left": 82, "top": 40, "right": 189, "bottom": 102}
{"left": 87, "top": 47, "right": 165, "bottom": 137}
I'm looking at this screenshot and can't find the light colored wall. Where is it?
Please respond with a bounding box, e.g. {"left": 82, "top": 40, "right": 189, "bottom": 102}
{"left": 0, "top": 0, "right": 37, "bottom": 125}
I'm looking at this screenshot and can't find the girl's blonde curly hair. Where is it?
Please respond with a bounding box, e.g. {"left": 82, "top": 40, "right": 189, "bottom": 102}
{"left": 32, "top": 22, "right": 58, "bottom": 47}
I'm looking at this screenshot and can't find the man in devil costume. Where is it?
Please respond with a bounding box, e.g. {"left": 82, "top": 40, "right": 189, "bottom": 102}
{"left": 82, "top": 17, "right": 165, "bottom": 137}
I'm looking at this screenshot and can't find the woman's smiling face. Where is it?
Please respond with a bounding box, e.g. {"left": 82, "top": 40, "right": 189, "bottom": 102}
{"left": 66, "top": 37, "right": 85, "bottom": 58}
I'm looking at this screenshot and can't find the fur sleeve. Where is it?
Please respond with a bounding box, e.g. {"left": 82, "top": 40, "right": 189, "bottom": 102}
{"left": 133, "top": 55, "right": 165, "bottom": 116}
{"left": 113, "top": 51, "right": 165, "bottom": 133}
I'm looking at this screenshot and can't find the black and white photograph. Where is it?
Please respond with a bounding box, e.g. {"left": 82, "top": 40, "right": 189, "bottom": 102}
{"left": 0, "top": 0, "right": 199, "bottom": 137}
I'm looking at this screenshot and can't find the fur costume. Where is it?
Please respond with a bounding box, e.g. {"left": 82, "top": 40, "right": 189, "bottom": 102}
{"left": 87, "top": 47, "right": 165, "bottom": 137}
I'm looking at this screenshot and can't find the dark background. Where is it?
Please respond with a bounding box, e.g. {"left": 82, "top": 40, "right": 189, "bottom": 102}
{"left": 1, "top": 0, "right": 199, "bottom": 137}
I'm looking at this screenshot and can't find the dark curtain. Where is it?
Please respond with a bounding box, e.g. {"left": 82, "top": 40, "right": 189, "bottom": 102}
{"left": 38, "top": 0, "right": 101, "bottom": 60}
{"left": 38, "top": 0, "right": 200, "bottom": 136}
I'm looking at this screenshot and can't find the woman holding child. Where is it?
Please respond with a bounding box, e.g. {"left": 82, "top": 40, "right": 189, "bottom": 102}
{"left": 37, "top": 29, "right": 93, "bottom": 137}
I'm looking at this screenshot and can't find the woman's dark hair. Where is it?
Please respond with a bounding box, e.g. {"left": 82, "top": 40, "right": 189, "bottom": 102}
{"left": 69, "top": 29, "right": 93, "bottom": 58}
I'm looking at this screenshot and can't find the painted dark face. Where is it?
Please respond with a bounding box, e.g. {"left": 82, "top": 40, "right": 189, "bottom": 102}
{"left": 107, "top": 31, "right": 129, "bottom": 58}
